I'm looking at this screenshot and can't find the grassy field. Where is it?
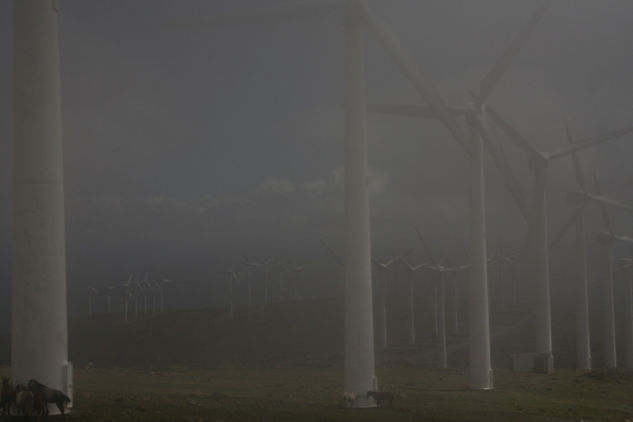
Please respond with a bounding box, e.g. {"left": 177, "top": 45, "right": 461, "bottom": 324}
{"left": 3, "top": 365, "right": 633, "bottom": 421}
{"left": 2, "top": 298, "right": 632, "bottom": 421}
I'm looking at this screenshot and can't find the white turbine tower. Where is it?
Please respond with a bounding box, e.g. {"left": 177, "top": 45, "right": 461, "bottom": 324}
{"left": 416, "top": 229, "right": 468, "bottom": 369}
{"left": 120, "top": 275, "right": 133, "bottom": 324}
{"left": 593, "top": 174, "right": 633, "bottom": 369}
{"left": 88, "top": 287, "right": 98, "bottom": 316}
{"left": 176, "top": 0, "right": 494, "bottom": 403}
{"left": 491, "top": 114, "right": 633, "bottom": 371}
{"left": 365, "top": 1, "right": 555, "bottom": 388}
{"left": 617, "top": 252, "right": 633, "bottom": 369}
{"left": 243, "top": 258, "right": 261, "bottom": 307}
{"left": 400, "top": 256, "right": 428, "bottom": 345}
{"left": 372, "top": 254, "right": 399, "bottom": 350}
{"left": 105, "top": 285, "right": 116, "bottom": 314}
{"left": 11, "top": 0, "right": 72, "bottom": 401}
{"left": 263, "top": 259, "right": 273, "bottom": 307}
{"left": 218, "top": 269, "right": 239, "bottom": 319}
{"left": 548, "top": 122, "right": 633, "bottom": 370}
{"left": 276, "top": 260, "right": 291, "bottom": 302}
{"left": 156, "top": 278, "right": 173, "bottom": 313}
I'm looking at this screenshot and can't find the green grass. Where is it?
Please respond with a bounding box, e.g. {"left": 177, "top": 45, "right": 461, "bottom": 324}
{"left": 2, "top": 298, "right": 633, "bottom": 420}
{"left": 3, "top": 366, "right": 633, "bottom": 421}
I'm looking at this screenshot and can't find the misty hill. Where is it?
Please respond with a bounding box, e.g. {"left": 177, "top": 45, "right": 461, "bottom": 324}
{"left": 0, "top": 296, "right": 625, "bottom": 369}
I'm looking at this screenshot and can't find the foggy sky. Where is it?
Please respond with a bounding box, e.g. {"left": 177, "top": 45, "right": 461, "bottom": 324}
{"left": 1, "top": 0, "right": 633, "bottom": 323}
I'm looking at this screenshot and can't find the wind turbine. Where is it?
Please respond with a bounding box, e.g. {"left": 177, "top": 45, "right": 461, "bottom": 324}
{"left": 120, "top": 275, "right": 133, "bottom": 324}
{"left": 617, "top": 252, "right": 633, "bottom": 369}
{"left": 137, "top": 277, "right": 148, "bottom": 316}
{"left": 548, "top": 122, "right": 633, "bottom": 370}
{"left": 593, "top": 174, "right": 633, "bottom": 369}
{"left": 416, "top": 229, "right": 468, "bottom": 369}
{"left": 495, "top": 117, "right": 633, "bottom": 370}
{"left": 88, "top": 287, "right": 98, "bottom": 316}
{"left": 105, "top": 285, "right": 116, "bottom": 313}
{"left": 12, "top": 0, "right": 71, "bottom": 398}
{"left": 175, "top": 0, "right": 501, "bottom": 402}
{"left": 280, "top": 263, "right": 306, "bottom": 301}
{"left": 399, "top": 256, "right": 428, "bottom": 344}
{"left": 218, "top": 269, "right": 239, "bottom": 319}
{"left": 488, "top": 236, "right": 514, "bottom": 311}
{"left": 364, "top": 0, "right": 555, "bottom": 389}
{"left": 243, "top": 258, "right": 261, "bottom": 307}
{"left": 289, "top": 264, "right": 306, "bottom": 300}
{"left": 372, "top": 254, "right": 399, "bottom": 350}
{"left": 156, "top": 278, "right": 173, "bottom": 313}
{"left": 263, "top": 259, "right": 273, "bottom": 307}
{"left": 276, "top": 260, "right": 291, "bottom": 302}
{"left": 146, "top": 279, "right": 159, "bottom": 314}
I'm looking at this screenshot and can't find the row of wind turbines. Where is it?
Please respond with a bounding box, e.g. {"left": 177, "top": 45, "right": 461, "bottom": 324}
{"left": 189, "top": 0, "right": 633, "bottom": 403}
{"left": 85, "top": 258, "right": 308, "bottom": 321}
{"left": 11, "top": 0, "right": 633, "bottom": 410}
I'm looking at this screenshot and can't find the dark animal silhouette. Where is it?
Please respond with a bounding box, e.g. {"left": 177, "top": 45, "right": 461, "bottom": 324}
{"left": 27, "top": 379, "right": 71, "bottom": 418}
{"left": 1, "top": 377, "right": 15, "bottom": 416}
{"left": 366, "top": 390, "right": 394, "bottom": 408}
{"left": 14, "top": 389, "right": 35, "bottom": 418}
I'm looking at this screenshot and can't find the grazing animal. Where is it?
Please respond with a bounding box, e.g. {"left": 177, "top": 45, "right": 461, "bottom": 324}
{"left": 14, "top": 389, "right": 35, "bottom": 417}
{"left": 343, "top": 391, "right": 357, "bottom": 406}
{"left": 32, "top": 389, "right": 47, "bottom": 418}
{"left": 1, "top": 377, "right": 15, "bottom": 416}
{"left": 27, "top": 379, "right": 71, "bottom": 418}
{"left": 366, "top": 390, "right": 394, "bottom": 408}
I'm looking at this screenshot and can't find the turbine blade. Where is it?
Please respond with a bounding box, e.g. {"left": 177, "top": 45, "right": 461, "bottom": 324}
{"left": 613, "top": 234, "right": 633, "bottom": 245}
{"left": 171, "top": 1, "right": 339, "bottom": 28}
{"left": 586, "top": 193, "right": 633, "bottom": 213}
{"left": 476, "top": 0, "right": 551, "bottom": 107}
{"left": 593, "top": 174, "right": 615, "bottom": 236}
{"left": 486, "top": 105, "right": 544, "bottom": 158}
{"left": 361, "top": 3, "right": 471, "bottom": 154}
{"left": 564, "top": 119, "right": 588, "bottom": 193}
{"left": 366, "top": 103, "right": 468, "bottom": 119}
{"left": 366, "top": 103, "right": 438, "bottom": 118}
{"left": 549, "top": 203, "right": 584, "bottom": 249}
{"left": 476, "top": 114, "right": 530, "bottom": 222}
{"left": 414, "top": 227, "right": 439, "bottom": 270}
{"left": 549, "top": 124, "right": 633, "bottom": 160}
{"left": 320, "top": 238, "right": 344, "bottom": 268}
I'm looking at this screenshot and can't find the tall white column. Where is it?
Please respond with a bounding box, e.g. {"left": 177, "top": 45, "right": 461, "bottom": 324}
{"left": 12, "top": 0, "right": 70, "bottom": 402}
{"left": 604, "top": 244, "right": 617, "bottom": 368}
{"left": 625, "top": 266, "right": 633, "bottom": 369}
{"left": 452, "top": 277, "right": 460, "bottom": 335}
{"left": 432, "top": 284, "right": 439, "bottom": 337}
{"left": 264, "top": 264, "right": 269, "bottom": 306}
{"left": 343, "top": 0, "right": 376, "bottom": 407}
{"left": 438, "top": 273, "right": 447, "bottom": 369}
{"left": 381, "top": 275, "right": 388, "bottom": 350}
{"left": 408, "top": 271, "right": 415, "bottom": 344}
{"left": 532, "top": 164, "right": 553, "bottom": 369}
{"left": 467, "top": 119, "right": 493, "bottom": 389}
{"left": 575, "top": 213, "right": 592, "bottom": 370}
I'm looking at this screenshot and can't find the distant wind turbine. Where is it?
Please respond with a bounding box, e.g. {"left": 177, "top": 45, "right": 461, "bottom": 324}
{"left": 243, "top": 257, "right": 261, "bottom": 307}
{"left": 399, "top": 255, "right": 428, "bottom": 344}
{"left": 617, "top": 252, "right": 633, "bottom": 369}
{"left": 416, "top": 228, "right": 468, "bottom": 369}
{"left": 218, "top": 269, "right": 239, "bottom": 319}
{"left": 366, "top": 0, "right": 553, "bottom": 389}
{"left": 490, "top": 112, "right": 633, "bottom": 371}
{"left": 593, "top": 174, "right": 633, "bottom": 369}
{"left": 549, "top": 123, "right": 633, "bottom": 370}
{"left": 372, "top": 254, "right": 399, "bottom": 350}
{"left": 88, "top": 287, "right": 98, "bottom": 316}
